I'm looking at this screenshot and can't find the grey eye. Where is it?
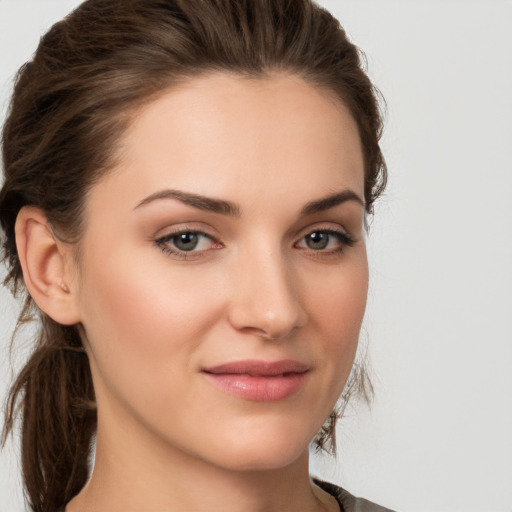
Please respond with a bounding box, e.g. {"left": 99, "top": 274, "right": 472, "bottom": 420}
{"left": 305, "top": 232, "right": 330, "bottom": 250}
{"left": 173, "top": 232, "right": 200, "bottom": 251}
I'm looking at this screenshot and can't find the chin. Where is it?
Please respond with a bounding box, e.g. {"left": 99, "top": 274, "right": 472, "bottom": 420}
{"left": 197, "top": 422, "right": 315, "bottom": 473}
{"left": 214, "top": 446, "right": 307, "bottom": 473}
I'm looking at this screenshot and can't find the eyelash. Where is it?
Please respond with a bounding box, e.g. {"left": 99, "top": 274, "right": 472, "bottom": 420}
{"left": 155, "top": 227, "right": 355, "bottom": 260}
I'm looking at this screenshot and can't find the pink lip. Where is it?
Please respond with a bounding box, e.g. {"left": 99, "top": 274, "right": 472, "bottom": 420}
{"left": 201, "top": 359, "right": 310, "bottom": 402}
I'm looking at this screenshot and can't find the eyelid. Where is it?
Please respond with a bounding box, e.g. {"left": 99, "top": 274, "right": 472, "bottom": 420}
{"left": 295, "top": 222, "right": 355, "bottom": 241}
{"left": 153, "top": 221, "right": 219, "bottom": 240}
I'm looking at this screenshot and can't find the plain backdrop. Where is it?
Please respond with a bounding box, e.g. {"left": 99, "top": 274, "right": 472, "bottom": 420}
{"left": 1, "top": 1, "right": 511, "bottom": 511}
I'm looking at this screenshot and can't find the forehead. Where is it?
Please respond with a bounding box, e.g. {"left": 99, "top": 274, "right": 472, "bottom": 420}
{"left": 89, "top": 72, "right": 364, "bottom": 215}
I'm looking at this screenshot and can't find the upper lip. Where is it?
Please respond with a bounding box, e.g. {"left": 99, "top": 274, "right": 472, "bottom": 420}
{"left": 202, "top": 359, "right": 310, "bottom": 377}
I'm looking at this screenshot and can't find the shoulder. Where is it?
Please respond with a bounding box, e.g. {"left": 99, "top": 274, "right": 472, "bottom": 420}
{"left": 313, "top": 478, "right": 397, "bottom": 512}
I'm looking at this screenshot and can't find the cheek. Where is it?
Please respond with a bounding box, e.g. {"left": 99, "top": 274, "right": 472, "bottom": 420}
{"left": 309, "top": 253, "right": 368, "bottom": 336}
{"left": 76, "top": 248, "right": 222, "bottom": 389}
{"left": 306, "top": 254, "right": 369, "bottom": 383}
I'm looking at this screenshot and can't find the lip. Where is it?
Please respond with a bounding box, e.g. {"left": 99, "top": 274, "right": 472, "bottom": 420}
{"left": 201, "top": 359, "right": 310, "bottom": 402}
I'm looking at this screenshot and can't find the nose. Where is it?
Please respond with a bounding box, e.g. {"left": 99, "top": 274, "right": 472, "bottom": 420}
{"left": 227, "top": 246, "right": 307, "bottom": 340}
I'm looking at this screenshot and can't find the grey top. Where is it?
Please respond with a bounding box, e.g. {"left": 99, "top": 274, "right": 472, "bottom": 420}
{"left": 314, "top": 479, "right": 396, "bottom": 512}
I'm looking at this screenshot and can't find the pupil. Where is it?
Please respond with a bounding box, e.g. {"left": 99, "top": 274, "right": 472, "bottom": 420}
{"left": 307, "top": 232, "right": 328, "bottom": 250}
{"left": 175, "top": 233, "right": 198, "bottom": 251}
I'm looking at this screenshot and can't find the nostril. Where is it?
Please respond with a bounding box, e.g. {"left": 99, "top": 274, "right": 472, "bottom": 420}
{"left": 239, "top": 325, "right": 280, "bottom": 340}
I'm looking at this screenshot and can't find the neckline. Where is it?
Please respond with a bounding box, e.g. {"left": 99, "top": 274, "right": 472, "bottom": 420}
{"left": 312, "top": 478, "right": 345, "bottom": 512}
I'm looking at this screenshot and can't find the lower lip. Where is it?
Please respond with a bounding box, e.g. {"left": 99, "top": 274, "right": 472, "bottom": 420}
{"left": 202, "top": 372, "right": 308, "bottom": 401}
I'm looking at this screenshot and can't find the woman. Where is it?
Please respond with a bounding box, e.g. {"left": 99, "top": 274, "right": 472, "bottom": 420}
{"left": 0, "top": 1, "right": 391, "bottom": 511}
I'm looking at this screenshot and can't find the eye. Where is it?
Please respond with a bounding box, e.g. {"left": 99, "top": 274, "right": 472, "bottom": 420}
{"left": 155, "top": 229, "right": 221, "bottom": 258}
{"left": 295, "top": 229, "right": 355, "bottom": 253}
{"left": 172, "top": 232, "right": 207, "bottom": 251}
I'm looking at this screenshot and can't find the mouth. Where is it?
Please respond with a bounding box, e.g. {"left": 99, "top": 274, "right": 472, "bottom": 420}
{"left": 201, "top": 359, "right": 310, "bottom": 401}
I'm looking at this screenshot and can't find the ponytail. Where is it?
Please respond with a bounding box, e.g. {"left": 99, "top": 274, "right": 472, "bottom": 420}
{"left": 3, "top": 308, "right": 96, "bottom": 512}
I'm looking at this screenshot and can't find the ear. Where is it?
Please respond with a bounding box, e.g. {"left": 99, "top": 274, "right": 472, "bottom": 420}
{"left": 15, "top": 206, "right": 81, "bottom": 325}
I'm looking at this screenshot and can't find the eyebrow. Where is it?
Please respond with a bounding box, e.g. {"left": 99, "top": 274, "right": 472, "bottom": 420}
{"left": 135, "top": 189, "right": 241, "bottom": 216}
{"left": 300, "top": 190, "right": 365, "bottom": 216}
{"left": 134, "top": 188, "right": 364, "bottom": 216}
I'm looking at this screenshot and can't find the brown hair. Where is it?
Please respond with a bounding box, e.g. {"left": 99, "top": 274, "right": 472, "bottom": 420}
{"left": 0, "top": 1, "right": 386, "bottom": 510}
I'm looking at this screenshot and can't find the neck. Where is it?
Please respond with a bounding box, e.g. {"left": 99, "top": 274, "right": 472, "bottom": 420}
{"left": 66, "top": 412, "right": 337, "bottom": 512}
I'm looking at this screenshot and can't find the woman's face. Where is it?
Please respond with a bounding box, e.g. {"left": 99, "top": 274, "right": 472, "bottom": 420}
{"left": 72, "top": 73, "right": 368, "bottom": 471}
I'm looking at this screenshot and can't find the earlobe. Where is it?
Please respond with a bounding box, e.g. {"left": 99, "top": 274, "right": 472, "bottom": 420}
{"left": 15, "top": 206, "right": 81, "bottom": 325}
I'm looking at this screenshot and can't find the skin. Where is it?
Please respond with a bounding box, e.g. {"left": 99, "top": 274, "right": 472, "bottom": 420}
{"left": 36, "top": 72, "right": 368, "bottom": 512}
